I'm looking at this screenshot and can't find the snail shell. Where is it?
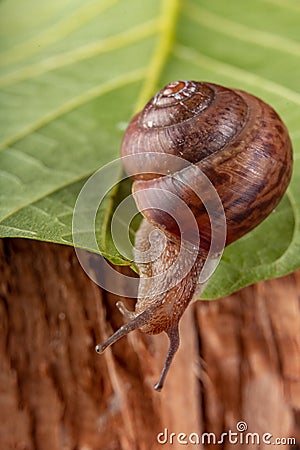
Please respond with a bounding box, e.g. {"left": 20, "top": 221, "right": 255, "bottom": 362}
{"left": 121, "top": 80, "right": 292, "bottom": 250}
{"left": 96, "top": 80, "right": 293, "bottom": 391}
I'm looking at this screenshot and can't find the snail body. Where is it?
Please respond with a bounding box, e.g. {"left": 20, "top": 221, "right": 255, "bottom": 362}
{"left": 96, "top": 80, "right": 293, "bottom": 391}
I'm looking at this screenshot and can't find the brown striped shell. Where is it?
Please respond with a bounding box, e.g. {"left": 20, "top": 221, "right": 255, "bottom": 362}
{"left": 96, "top": 81, "right": 293, "bottom": 391}
{"left": 121, "top": 80, "right": 293, "bottom": 251}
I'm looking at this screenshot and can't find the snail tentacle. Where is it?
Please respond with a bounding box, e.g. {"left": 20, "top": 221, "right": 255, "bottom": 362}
{"left": 96, "top": 80, "right": 293, "bottom": 391}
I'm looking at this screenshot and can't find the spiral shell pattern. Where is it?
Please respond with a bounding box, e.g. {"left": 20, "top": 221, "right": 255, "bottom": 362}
{"left": 121, "top": 80, "right": 293, "bottom": 251}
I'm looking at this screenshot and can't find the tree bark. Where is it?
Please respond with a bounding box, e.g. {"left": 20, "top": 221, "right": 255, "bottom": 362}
{"left": 0, "top": 238, "right": 299, "bottom": 450}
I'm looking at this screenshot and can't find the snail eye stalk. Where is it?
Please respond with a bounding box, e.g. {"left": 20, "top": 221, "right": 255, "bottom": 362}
{"left": 96, "top": 80, "right": 293, "bottom": 391}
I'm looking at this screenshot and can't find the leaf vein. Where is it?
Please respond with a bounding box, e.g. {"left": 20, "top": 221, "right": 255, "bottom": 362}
{"left": 262, "top": 0, "right": 300, "bottom": 13}
{"left": 0, "top": 0, "right": 120, "bottom": 67}
{"left": 134, "top": 0, "right": 180, "bottom": 111}
{"left": 0, "top": 69, "right": 146, "bottom": 151}
{"left": 0, "top": 20, "right": 159, "bottom": 88}
{"left": 0, "top": 171, "right": 90, "bottom": 224}
{"left": 184, "top": 2, "right": 300, "bottom": 57}
{"left": 174, "top": 45, "right": 300, "bottom": 105}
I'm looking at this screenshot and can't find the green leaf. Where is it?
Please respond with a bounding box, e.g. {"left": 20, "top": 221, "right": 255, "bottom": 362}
{"left": 0, "top": 0, "right": 299, "bottom": 299}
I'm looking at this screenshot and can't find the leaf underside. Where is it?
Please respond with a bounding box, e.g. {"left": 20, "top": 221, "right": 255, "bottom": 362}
{"left": 0, "top": 0, "right": 299, "bottom": 299}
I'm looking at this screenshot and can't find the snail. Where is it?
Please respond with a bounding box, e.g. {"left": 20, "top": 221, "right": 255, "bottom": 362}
{"left": 95, "top": 80, "right": 293, "bottom": 391}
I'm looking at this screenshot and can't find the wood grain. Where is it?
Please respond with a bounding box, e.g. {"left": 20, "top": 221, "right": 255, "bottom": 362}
{"left": 0, "top": 238, "right": 299, "bottom": 449}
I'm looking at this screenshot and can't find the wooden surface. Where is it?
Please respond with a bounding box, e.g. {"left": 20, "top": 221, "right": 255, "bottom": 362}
{"left": 0, "top": 238, "right": 299, "bottom": 449}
